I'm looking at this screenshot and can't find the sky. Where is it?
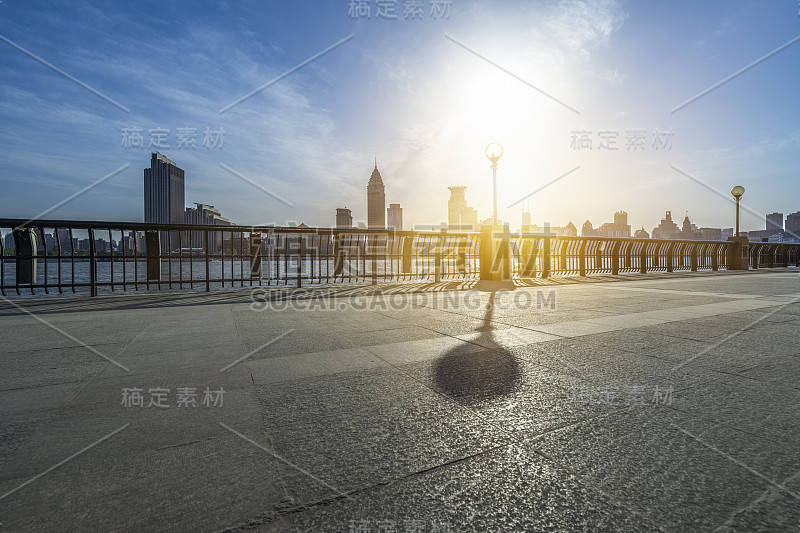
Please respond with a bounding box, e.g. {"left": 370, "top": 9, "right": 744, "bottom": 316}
{"left": 1, "top": 0, "right": 799, "bottom": 233}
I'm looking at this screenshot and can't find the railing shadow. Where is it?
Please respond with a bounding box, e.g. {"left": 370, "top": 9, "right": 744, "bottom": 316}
{"left": 432, "top": 280, "right": 521, "bottom": 405}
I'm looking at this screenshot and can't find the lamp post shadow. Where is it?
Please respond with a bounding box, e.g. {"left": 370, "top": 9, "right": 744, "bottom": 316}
{"left": 432, "top": 280, "right": 521, "bottom": 405}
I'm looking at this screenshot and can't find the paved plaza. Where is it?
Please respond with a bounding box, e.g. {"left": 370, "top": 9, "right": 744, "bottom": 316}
{"left": 1, "top": 270, "right": 799, "bottom": 532}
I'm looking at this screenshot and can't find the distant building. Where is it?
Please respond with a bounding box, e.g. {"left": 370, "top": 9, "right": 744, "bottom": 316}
{"left": 367, "top": 160, "right": 386, "bottom": 229}
{"left": 336, "top": 208, "right": 353, "bottom": 229}
{"left": 766, "top": 212, "right": 784, "bottom": 235}
{"left": 699, "top": 227, "right": 722, "bottom": 240}
{"left": 387, "top": 204, "right": 403, "bottom": 230}
{"left": 527, "top": 222, "right": 576, "bottom": 236}
{"left": 651, "top": 211, "right": 680, "bottom": 239}
{"left": 581, "top": 220, "right": 596, "bottom": 237}
{"left": 144, "top": 152, "right": 186, "bottom": 253}
{"left": 448, "top": 186, "right": 467, "bottom": 227}
{"left": 747, "top": 229, "right": 771, "bottom": 242}
{"left": 721, "top": 228, "right": 734, "bottom": 240}
{"left": 680, "top": 213, "right": 703, "bottom": 240}
{"left": 786, "top": 212, "right": 800, "bottom": 236}
{"left": 460, "top": 207, "right": 478, "bottom": 229}
{"left": 596, "top": 211, "right": 631, "bottom": 238}
{"left": 144, "top": 152, "right": 185, "bottom": 225}
{"left": 447, "top": 186, "right": 479, "bottom": 229}
{"left": 185, "top": 203, "right": 231, "bottom": 252}
{"left": 633, "top": 227, "right": 650, "bottom": 238}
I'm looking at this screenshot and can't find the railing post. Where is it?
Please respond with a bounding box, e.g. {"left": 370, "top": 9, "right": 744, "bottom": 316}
{"left": 88, "top": 228, "right": 97, "bottom": 297}
{"left": 434, "top": 234, "right": 442, "bottom": 283}
{"left": 690, "top": 244, "right": 698, "bottom": 272}
{"left": 542, "top": 236, "right": 551, "bottom": 278}
{"left": 479, "top": 224, "right": 510, "bottom": 281}
{"left": 611, "top": 241, "right": 620, "bottom": 275}
{"left": 711, "top": 243, "right": 719, "bottom": 271}
{"left": 666, "top": 242, "right": 675, "bottom": 272}
{"left": 145, "top": 230, "right": 161, "bottom": 282}
{"left": 726, "top": 236, "right": 748, "bottom": 270}
{"left": 205, "top": 230, "right": 210, "bottom": 292}
{"left": 456, "top": 238, "right": 467, "bottom": 275}
{"left": 12, "top": 228, "right": 37, "bottom": 286}
{"left": 520, "top": 238, "right": 536, "bottom": 277}
{"left": 401, "top": 235, "right": 413, "bottom": 274}
{"left": 640, "top": 242, "right": 648, "bottom": 274}
{"left": 578, "top": 239, "right": 587, "bottom": 276}
{"left": 334, "top": 233, "right": 345, "bottom": 277}
{"left": 594, "top": 242, "right": 602, "bottom": 274}
{"left": 752, "top": 243, "right": 760, "bottom": 270}
{"left": 250, "top": 232, "right": 262, "bottom": 278}
{"left": 296, "top": 233, "right": 303, "bottom": 288}
{"left": 372, "top": 234, "right": 378, "bottom": 285}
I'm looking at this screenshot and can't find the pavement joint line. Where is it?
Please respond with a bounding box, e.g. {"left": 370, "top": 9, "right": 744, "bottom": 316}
{"left": 222, "top": 442, "right": 514, "bottom": 531}
{"left": 218, "top": 422, "right": 351, "bottom": 500}
{"left": 671, "top": 295, "right": 800, "bottom": 372}
{"left": 0, "top": 423, "right": 129, "bottom": 501}
{"left": 219, "top": 329, "right": 294, "bottom": 373}
{"left": 670, "top": 423, "right": 800, "bottom": 501}
{"left": 599, "top": 286, "right": 765, "bottom": 299}
{"left": 0, "top": 295, "right": 130, "bottom": 373}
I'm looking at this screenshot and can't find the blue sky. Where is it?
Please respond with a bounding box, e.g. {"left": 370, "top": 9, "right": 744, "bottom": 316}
{"left": 1, "top": 0, "right": 799, "bottom": 232}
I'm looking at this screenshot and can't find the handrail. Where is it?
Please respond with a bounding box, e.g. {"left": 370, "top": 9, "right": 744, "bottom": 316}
{"left": 1, "top": 219, "right": 798, "bottom": 297}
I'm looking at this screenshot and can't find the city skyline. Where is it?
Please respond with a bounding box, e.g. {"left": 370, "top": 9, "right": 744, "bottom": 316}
{"left": 1, "top": 2, "right": 799, "bottom": 232}
{"left": 141, "top": 148, "right": 797, "bottom": 240}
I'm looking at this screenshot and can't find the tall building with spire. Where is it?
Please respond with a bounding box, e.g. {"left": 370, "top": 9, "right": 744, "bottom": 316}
{"left": 367, "top": 158, "right": 385, "bottom": 229}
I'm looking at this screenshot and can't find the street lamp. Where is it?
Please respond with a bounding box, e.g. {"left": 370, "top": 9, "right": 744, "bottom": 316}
{"left": 731, "top": 185, "right": 745, "bottom": 237}
{"left": 485, "top": 143, "right": 503, "bottom": 225}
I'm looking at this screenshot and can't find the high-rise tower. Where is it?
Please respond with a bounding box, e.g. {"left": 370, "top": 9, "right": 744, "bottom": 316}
{"left": 336, "top": 207, "right": 353, "bottom": 229}
{"left": 367, "top": 159, "right": 385, "bottom": 229}
{"left": 387, "top": 204, "right": 403, "bottom": 230}
{"left": 447, "top": 186, "right": 468, "bottom": 228}
{"left": 144, "top": 152, "right": 185, "bottom": 252}
{"left": 144, "top": 152, "right": 184, "bottom": 225}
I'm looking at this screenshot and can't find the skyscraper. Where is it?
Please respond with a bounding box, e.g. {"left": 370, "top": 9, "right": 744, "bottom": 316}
{"left": 786, "top": 211, "right": 800, "bottom": 236}
{"left": 387, "top": 204, "right": 403, "bottom": 230}
{"left": 336, "top": 207, "right": 353, "bottom": 229}
{"left": 144, "top": 152, "right": 184, "bottom": 225}
{"left": 144, "top": 152, "right": 185, "bottom": 253}
{"left": 766, "top": 213, "right": 784, "bottom": 235}
{"left": 447, "top": 186, "right": 468, "bottom": 227}
{"left": 367, "top": 159, "right": 385, "bottom": 229}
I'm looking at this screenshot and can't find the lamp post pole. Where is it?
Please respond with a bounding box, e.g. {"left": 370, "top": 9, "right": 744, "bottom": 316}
{"left": 485, "top": 143, "right": 503, "bottom": 225}
{"left": 731, "top": 185, "right": 745, "bottom": 237}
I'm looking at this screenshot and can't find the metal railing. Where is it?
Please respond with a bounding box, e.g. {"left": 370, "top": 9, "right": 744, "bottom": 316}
{"left": 509, "top": 236, "right": 736, "bottom": 277}
{"left": 1, "top": 219, "right": 798, "bottom": 297}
